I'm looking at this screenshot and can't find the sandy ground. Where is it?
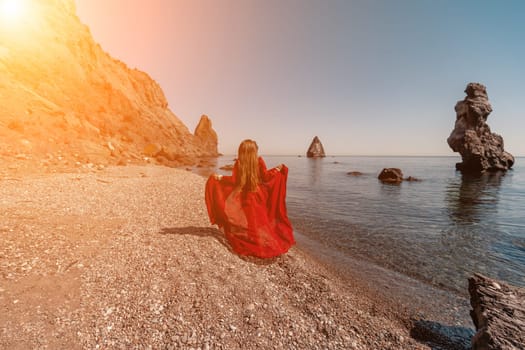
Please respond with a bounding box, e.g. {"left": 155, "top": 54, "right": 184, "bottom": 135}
{"left": 0, "top": 164, "right": 441, "bottom": 349}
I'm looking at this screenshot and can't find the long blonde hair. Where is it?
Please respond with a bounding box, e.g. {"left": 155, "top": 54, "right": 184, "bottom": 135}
{"left": 237, "top": 139, "right": 260, "bottom": 192}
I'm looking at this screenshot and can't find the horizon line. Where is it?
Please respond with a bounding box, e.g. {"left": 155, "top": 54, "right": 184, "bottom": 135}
{"left": 216, "top": 154, "right": 525, "bottom": 158}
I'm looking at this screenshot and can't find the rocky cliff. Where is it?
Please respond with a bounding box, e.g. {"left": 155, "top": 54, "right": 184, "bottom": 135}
{"left": 447, "top": 83, "right": 514, "bottom": 173}
{"left": 0, "top": 0, "right": 218, "bottom": 171}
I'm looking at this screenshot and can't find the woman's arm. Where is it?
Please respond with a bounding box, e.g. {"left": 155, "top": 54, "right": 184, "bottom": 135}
{"left": 259, "top": 157, "right": 285, "bottom": 181}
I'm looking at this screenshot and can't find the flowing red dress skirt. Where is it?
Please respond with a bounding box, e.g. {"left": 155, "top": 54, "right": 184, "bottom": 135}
{"left": 205, "top": 157, "right": 295, "bottom": 258}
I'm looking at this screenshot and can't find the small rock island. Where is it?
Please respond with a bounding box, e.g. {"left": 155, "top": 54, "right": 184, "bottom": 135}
{"left": 306, "top": 136, "right": 326, "bottom": 158}
{"left": 447, "top": 83, "right": 514, "bottom": 173}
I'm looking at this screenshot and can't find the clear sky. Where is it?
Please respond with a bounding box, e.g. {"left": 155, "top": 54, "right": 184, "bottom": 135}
{"left": 75, "top": 0, "right": 524, "bottom": 156}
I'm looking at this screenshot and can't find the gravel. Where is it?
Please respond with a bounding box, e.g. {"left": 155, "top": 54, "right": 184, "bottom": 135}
{"left": 0, "top": 165, "right": 429, "bottom": 349}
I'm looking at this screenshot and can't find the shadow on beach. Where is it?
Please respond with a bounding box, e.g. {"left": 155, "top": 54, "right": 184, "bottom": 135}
{"left": 410, "top": 319, "right": 474, "bottom": 350}
{"left": 158, "top": 226, "right": 280, "bottom": 266}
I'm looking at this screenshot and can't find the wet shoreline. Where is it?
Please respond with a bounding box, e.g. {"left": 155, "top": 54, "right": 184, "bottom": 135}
{"left": 293, "top": 230, "right": 475, "bottom": 348}
{"left": 294, "top": 230, "right": 472, "bottom": 325}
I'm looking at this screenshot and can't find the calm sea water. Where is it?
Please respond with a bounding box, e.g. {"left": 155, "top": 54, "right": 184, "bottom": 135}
{"left": 208, "top": 155, "right": 525, "bottom": 295}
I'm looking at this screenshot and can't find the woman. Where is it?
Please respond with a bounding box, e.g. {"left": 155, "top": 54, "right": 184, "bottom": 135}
{"left": 205, "top": 139, "right": 295, "bottom": 258}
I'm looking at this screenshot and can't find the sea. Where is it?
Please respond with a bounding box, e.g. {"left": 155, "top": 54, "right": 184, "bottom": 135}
{"left": 200, "top": 155, "right": 525, "bottom": 297}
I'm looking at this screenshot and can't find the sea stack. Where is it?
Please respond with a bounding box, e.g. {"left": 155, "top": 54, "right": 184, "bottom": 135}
{"left": 194, "top": 115, "right": 219, "bottom": 157}
{"left": 447, "top": 83, "right": 514, "bottom": 173}
{"left": 307, "top": 136, "right": 326, "bottom": 158}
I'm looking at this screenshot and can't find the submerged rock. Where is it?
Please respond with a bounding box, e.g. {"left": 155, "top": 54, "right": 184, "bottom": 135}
{"left": 447, "top": 83, "right": 514, "bottom": 173}
{"left": 306, "top": 136, "right": 326, "bottom": 158}
{"left": 347, "top": 171, "right": 364, "bottom": 176}
{"left": 219, "top": 164, "right": 234, "bottom": 171}
{"left": 378, "top": 168, "right": 403, "bottom": 183}
{"left": 404, "top": 176, "right": 421, "bottom": 182}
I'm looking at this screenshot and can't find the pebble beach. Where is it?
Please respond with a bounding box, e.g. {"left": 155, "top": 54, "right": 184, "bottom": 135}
{"left": 1, "top": 164, "right": 435, "bottom": 349}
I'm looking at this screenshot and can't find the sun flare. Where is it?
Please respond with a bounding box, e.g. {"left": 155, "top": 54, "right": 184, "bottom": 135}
{"left": 1, "top": 0, "right": 25, "bottom": 23}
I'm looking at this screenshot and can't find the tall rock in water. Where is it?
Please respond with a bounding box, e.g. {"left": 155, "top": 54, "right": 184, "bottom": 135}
{"left": 447, "top": 83, "right": 514, "bottom": 173}
{"left": 194, "top": 115, "right": 219, "bottom": 156}
{"left": 307, "top": 136, "right": 326, "bottom": 158}
{"left": 0, "top": 0, "right": 216, "bottom": 167}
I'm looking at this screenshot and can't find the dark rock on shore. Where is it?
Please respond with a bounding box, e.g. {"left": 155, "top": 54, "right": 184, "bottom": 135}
{"left": 447, "top": 83, "right": 514, "bottom": 173}
{"left": 306, "top": 136, "right": 326, "bottom": 158}
{"left": 468, "top": 273, "right": 524, "bottom": 350}
{"left": 378, "top": 168, "right": 403, "bottom": 183}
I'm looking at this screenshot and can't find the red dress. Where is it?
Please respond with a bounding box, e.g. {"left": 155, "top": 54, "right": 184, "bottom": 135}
{"left": 205, "top": 157, "right": 295, "bottom": 258}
